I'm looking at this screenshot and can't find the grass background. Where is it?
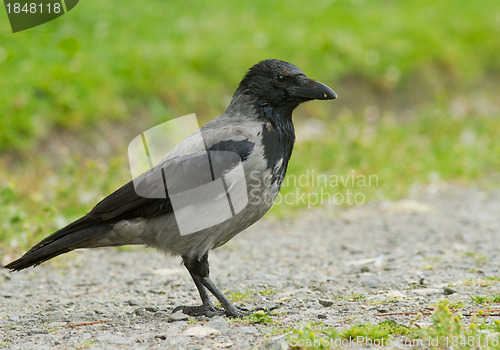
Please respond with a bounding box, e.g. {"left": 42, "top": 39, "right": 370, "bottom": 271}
{"left": 1, "top": 0, "right": 499, "bottom": 249}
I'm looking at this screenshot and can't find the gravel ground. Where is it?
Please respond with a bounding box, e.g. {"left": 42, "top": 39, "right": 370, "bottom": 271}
{"left": 1, "top": 185, "right": 499, "bottom": 349}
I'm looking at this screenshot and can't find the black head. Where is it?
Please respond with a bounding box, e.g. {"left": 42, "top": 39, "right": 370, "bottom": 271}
{"left": 235, "top": 59, "right": 337, "bottom": 111}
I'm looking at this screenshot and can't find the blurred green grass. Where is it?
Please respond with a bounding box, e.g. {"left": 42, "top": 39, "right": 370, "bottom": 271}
{"left": 1, "top": 0, "right": 500, "bottom": 251}
{"left": 272, "top": 108, "right": 500, "bottom": 216}
{"left": 1, "top": 0, "right": 500, "bottom": 150}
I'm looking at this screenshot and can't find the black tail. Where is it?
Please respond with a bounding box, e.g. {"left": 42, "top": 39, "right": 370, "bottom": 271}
{"left": 5, "top": 216, "right": 112, "bottom": 271}
{"left": 5, "top": 177, "right": 174, "bottom": 271}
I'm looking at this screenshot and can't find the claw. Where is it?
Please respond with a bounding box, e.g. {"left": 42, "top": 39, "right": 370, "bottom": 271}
{"left": 250, "top": 305, "right": 279, "bottom": 314}
{"left": 226, "top": 306, "right": 251, "bottom": 318}
{"left": 227, "top": 305, "right": 280, "bottom": 318}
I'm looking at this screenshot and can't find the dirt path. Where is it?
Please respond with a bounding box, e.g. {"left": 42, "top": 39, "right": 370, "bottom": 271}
{"left": 1, "top": 185, "right": 499, "bottom": 349}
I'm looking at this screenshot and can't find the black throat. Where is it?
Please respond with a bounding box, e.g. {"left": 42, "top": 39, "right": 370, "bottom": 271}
{"left": 256, "top": 100, "right": 296, "bottom": 184}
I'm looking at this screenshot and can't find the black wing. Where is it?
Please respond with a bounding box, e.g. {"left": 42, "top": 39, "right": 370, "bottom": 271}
{"left": 5, "top": 140, "right": 255, "bottom": 270}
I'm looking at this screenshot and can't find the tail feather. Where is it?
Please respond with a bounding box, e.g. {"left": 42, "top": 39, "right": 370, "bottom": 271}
{"left": 5, "top": 170, "right": 174, "bottom": 272}
{"left": 5, "top": 222, "right": 111, "bottom": 271}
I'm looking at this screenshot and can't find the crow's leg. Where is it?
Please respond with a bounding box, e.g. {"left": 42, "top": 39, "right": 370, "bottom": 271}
{"left": 198, "top": 275, "right": 251, "bottom": 317}
{"left": 172, "top": 270, "right": 224, "bottom": 317}
{"left": 173, "top": 252, "right": 249, "bottom": 318}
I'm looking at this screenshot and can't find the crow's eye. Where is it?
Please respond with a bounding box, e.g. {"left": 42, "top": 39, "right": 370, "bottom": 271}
{"left": 276, "top": 75, "right": 285, "bottom": 83}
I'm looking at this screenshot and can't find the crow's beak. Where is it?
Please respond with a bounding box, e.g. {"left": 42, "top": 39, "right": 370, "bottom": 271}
{"left": 290, "top": 76, "right": 337, "bottom": 100}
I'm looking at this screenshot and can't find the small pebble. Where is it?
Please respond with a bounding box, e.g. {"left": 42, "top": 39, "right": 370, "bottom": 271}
{"left": 168, "top": 312, "right": 189, "bottom": 322}
{"left": 318, "top": 299, "right": 334, "bottom": 307}
{"left": 134, "top": 307, "right": 146, "bottom": 316}
{"left": 443, "top": 287, "right": 457, "bottom": 295}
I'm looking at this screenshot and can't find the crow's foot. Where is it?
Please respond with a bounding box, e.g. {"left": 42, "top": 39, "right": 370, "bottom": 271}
{"left": 224, "top": 305, "right": 280, "bottom": 318}
{"left": 226, "top": 306, "right": 251, "bottom": 318}
{"left": 172, "top": 304, "right": 254, "bottom": 318}
{"left": 250, "top": 305, "right": 280, "bottom": 314}
{"left": 172, "top": 304, "right": 225, "bottom": 318}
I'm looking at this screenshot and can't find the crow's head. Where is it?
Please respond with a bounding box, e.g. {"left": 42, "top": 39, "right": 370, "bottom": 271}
{"left": 236, "top": 59, "right": 336, "bottom": 111}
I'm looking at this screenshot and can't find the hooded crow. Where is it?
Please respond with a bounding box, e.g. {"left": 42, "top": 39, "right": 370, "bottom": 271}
{"left": 5, "top": 59, "right": 336, "bottom": 317}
